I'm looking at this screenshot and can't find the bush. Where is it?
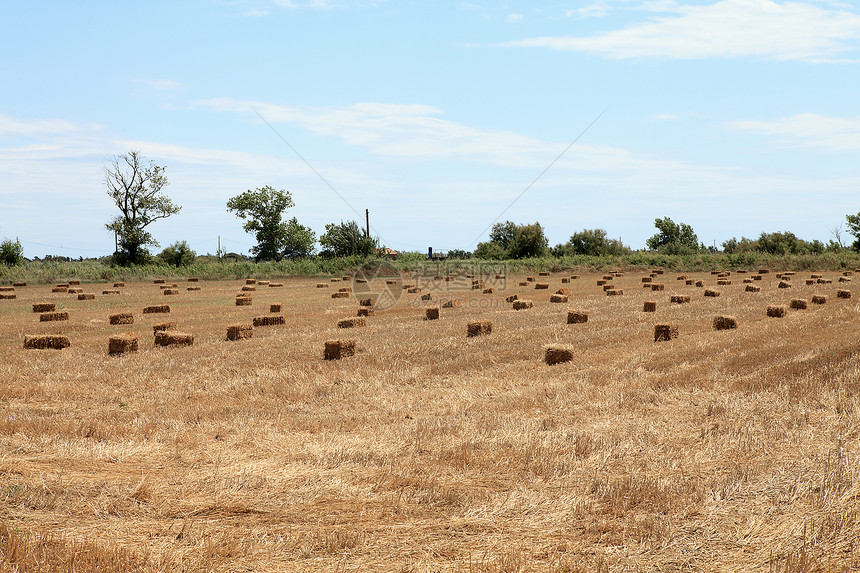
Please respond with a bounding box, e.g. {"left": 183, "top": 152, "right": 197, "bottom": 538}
{"left": 158, "top": 241, "right": 197, "bottom": 267}
{"left": 0, "top": 238, "right": 24, "bottom": 266}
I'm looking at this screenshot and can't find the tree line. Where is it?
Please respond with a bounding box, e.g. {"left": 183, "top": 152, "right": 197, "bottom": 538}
{"left": 3, "top": 151, "right": 858, "bottom": 266}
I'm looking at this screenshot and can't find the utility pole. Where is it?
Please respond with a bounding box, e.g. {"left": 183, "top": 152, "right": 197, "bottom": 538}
{"left": 114, "top": 231, "right": 118, "bottom": 254}
{"left": 218, "top": 236, "right": 221, "bottom": 261}
{"left": 365, "top": 209, "right": 370, "bottom": 239}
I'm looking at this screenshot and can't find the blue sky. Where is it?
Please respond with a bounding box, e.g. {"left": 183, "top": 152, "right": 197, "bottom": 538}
{"left": 2, "top": 0, "right": 859, "bottom": 258}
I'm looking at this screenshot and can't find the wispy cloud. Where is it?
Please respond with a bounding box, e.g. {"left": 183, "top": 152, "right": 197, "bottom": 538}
{"left": 132, "top": 78, "right": 185, "bottom": 91}
{"left": 503, "top": 0, "right": 860, "bottom": 61}
{"left": 0, "top": 114, "right": 92, "bottom": 138}
{"left": 727, "top": 113, "right": 860, "bottom": 150}
{"left": 507, "top": 13, "right": 524, "bottom": 23}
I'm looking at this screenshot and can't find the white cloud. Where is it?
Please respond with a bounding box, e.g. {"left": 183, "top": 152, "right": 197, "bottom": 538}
{"left": 726, "top": 113, "right": 860, "bottom": 150}
{"left": 564, "top": 1, "right": 612, "bottom": 19}
{"left": 0, "top": 114, "right": 92, "bottom": 138}
{"left": 504, "top": 0, "right": 860, "bottom": 61}
{"left": 507, "top": 13, "right": 524, "bottom": 23}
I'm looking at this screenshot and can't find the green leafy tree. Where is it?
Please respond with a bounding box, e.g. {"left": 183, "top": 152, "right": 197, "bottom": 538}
{"left": 565, "top": 228, "right": 630, "bottom": 256}
{"left": 319, "top": 221, "right": 377, "bottom": 257}
{"left": 646, "top": 217, "right": 699, "bottom": 254}
{"left": 158, "top": 241, "right": 197, "bottom": 267}
{"left": 475, "top": 221, "right": 548, "bottom": 259}
{"left": 847, "top": 213, "right": 860, "bottom": 251}
{"left": 105, "top": 151, "right": 180, "bottom": 266}
{"left": 227, "top": 186, "right": 316, "bottom": 260}
{"left": 0, "top": 238, "right": 24, "bottom": 266}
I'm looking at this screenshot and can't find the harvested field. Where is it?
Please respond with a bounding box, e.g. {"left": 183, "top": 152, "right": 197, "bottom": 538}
{"left": 1, "top": 272, "right": 859, "bottom": 572}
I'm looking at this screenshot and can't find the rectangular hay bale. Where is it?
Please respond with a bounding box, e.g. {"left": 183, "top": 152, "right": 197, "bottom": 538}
{"left": 227, "top": 324, "right": 254, "bottom": 341}
{"left": 544, "top": 345, "right": 574, "bottom": 365}
{"left": 337, "top": 317, "right": 367, "bottom": 328}
{"left": 154, "top": 331, "right": 194, "bottom": 347}
{"left": 712, "top": 315, "right": 738, "bottom": 331}
{"left": 767, "top": 306, "right": 786, "bottom": 318}
{"left": 467, "top": 320, "right": 493, "bottom": 337}
{"left": 654, "top": 323, "right": 679, "bottom": 342}
{"left": 143, "top": 305, "right": 170, "bottom": 314}
{"left": 253, "top": 315, "right": 286, "bottom": 327}
{"left": 40, "top": 311, "right": 69, "bottom": 322}
{"left": 567, "top": 310, "right": 588, "bottom": 324}
{"left": 24, "top": 335, "right": 70, "bottom": 350}
{"left": 109, "top": 313, "right": 134, "bottom": 325}
{"left": 324, "top": 339, "right": 355, "bottom": 360}
{"left": 108, "top": 333, "right": 138, "bottom": 355}
{"left": 33, "top": 302, "right": 56, "bottom": 312}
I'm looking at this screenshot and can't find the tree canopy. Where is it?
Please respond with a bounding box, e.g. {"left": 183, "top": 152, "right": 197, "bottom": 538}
{"left": 475, "top": 221, "right": 548, "bottom": 259}
{"left": 105, "top": 151, "right": 180, "bottom": 266}
{"left": 645, "top": 217, "right": 700, "bottom": 254}
{"left": 319, "top": 221, "right": 377, "bottom": 257}
{"left": 226, "top": 186, "right": 315, "bottom": 261}
{"left": 847, "top": 212, "right": 860, "bottom": 252}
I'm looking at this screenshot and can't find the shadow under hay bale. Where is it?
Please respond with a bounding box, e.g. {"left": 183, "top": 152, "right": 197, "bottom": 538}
{"left": 467, "top": 320, "right": 493, "bottom": 337}
{"left": 155, "top": 331, "right": 194, "bottom": 347}
{"left": 269, "top": 283, "right": 283, "bottom": 288}
{"left": 227, "top": 324, "right": 254, "bottom": 341}
{"left": 153, "top": 321, "right": 177, "bottom": 333}
{"left": 713, "top": 315, "right": 738, "bottom": 330}
{"left": 324, "top": 339, "right": 355, "bottom": 360}
{"left": 108, "top": 333, "right": 138, "bottom": 355}
{"left": 253, "top": 315, "right": 285, "bottom": 327}
{"left": 544, "top": 345, "right": 574, "bottom": 365}
{"left": 109, "top": 313, "right": 133, "bottom": 325}
{"left": 654, "top": 324, "right": 679, "bottom": 342}
{"left": 567, "top": 310, "right": 588, "bottom": 324}
{"left": 513, "top": 300, "right": 533, "bottom": 310}
{"left": 143, "top": 305, "right": 170, "bottom": 314}
{"left": 40, "top": 311, "right": 69, "bottom": 322}
{"left": 643, "top": 301, "right": 657, "bottom": 312}
{"left": 24, "top": 335, "right": 70, "bottom": 350}
{"left": 338, "top": 317, "right": 366, "bottom": 329}
{"left": 425, "top": 307, "right": 440, "bottom": 320}
{"left": 790, "top": 299, "right": 808, "bottom": 310}
{"left": 767, "top": 306, "right": 786, "bottom": 318}
{"left": 33, "top": 302, "right": 56, "bottom": 313}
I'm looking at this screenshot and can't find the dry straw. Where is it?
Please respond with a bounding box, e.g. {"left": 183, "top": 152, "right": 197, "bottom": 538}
{"left": 654, "top": 323, "right": 679, "bottom": 342}
{"left": 467, "top": 320, "right": 492, "bottom": 337}
{"left": 143, "top": 305, "right": 170, "bottom": 314}
{"left": 544, "top": 345, "right": 574, "bottom": 365}
{"left": 567, "top": 310, "right": 588, "bottom": 324}
{"left": 154, "top": 331, "right": 194, "bottom": 347}
{"left": 337, "top": 317, "right": 367, "bottom": 328}
{"left": 324, "top": 339, "right": 355, "bottom": 360}
{"left": 227, "top": 324, "right": 254, "bottom": 341}
{"left": 40, "top": 311, "right": 69, "bottom": 322}
{"left": 550, "top": 294, "right": 568, "bottom": 303}
{"left": 425, "top": 307, "right": 440, "bottom": 320}
{"left": 33, "top": 302, "right": 55, "bottom": 313}
{"left": 643, "top": 301, "right": 657, "bottom": 312}
{"left": 513, "top": 300, "right": 534, "bottom": 310}
{"left": 790, "top": 299, "right": 808, "bottom": 310}
{"left": 109, "top": 313, "right": 133, "bottom": 325}
{"left": 767, "top": 306, "right": 787, "bottom": 318}
{"left": 108, "top": 333, "right": 138, "bottom": 355}
{"left": 713, "top": 315, "right": 738, "bottom": 330}
{"left": 253, "top": 315, "right": 286, "bottom": 327}
{"left": 24, "top": 335, "right": 70, "bottom": 350}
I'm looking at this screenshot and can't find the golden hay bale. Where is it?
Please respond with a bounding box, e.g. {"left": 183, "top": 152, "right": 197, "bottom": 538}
{"left": 51, "top": 287, "right": 68, "bottom": 293}
{"left": 420, "top": 293, "right": 434, "bottom": 301}
{"left": 602, "top": 284, "right": 615, "bottom": 291}
{"left": 24, "top": 335, "right": 70, "bottom": 350}
{"left": 143, "top": 304, "right": 170, "bottom": 314}
{"left": 745, "top": 285, "right": 761, "bottom": 293}
{"left": 676, "top": 275, "right": 688, "bottom": 281}
{"left": 654, "top": 324, "right": 679, "bottom": 342}
{"left": 467, "top": 320, "right": 492, "bottom": 337}
{"left": 567, "top": 310, "right": 588, "bottom": 324}
{"left": 68, "top": 280, "right": 81, "bottom": 286}
{"left": 651, "top": 284, "right": 665, "bottom": 291}
{"left": 270, "top": 303, "right": 282, "bottom": 313}
{"left": 407, "top": 287, "right": 421, "bottom": 294}
{"left": 790, "top": 299, "right": 808, "bottom": 310}
{"left": 602, "top": 275, "right": 613, "bottom": 280}
{"left": 338, "top": 317, "right": 367, "bottom": 329}
{"left": 358, "top": 298, "right": 374, "bottom": 307}
{"left": 357, "top": 307, "right": 372, "bottom": 317}
{"left": 342, "top": 276, "right": 351, "bottom": 281}
{"left": 0, "top": 293, "right": 16, "bottom": 300}
{"left": 483, "top": 287, "right": 495, "bottom": 294}
{"left": 653, "top": 270, "right": 664, "bottom": 275}
{"left": 227, "top": 324, "right": 254, "bottom": 341}
{"left": 817, "top": 278, "right": 831, "bottom": 284}
{"left": 512, "top": 300, "right": 533, "bottom": 310}
{"left": 258, "top": 280, "right": 270, "bottom": 286}
{"left": 253, "top": 315, "right": 286, "bottom": 327}
{"left": 550, "top": 294, "right": 568, "bottom": 303}
{"left": 805, "top": 279, "right": 816, "bottom": 285}
{"left": 596, "top": 280, "right": 607, "bottom": 286}
{"left": 685, "top": 279, "right": 694, "bottom": 285}
{"left": 236, "top": 295, "right": 253, "bottom": 305}
{"left": 40, "top": 311, "right": 69, "bottom": 322}
{"left": 154, "top": 331, "right": 194, "bottom": 347}
{"left": 518, "top": 281, "right": 529, "bottom": 287}
{"left": 505, "top": 294, "right": 519, "bottom": 303}
{"left": 66, "top": 287, "right": 83, "bottom": 294}
{"left": 743, "top": 278, "right": 753, "bottom": 284}
{"left": 845, "top": 271, "right": 854, "bottom": 276}
{"left": 13, "top": 282, "right": 26, "bottom": 287}
{"left": 811, "top": 295, "right": 827, "bottom": 305}
{"left": 556, "top": 288, "right": 571, "bottom": 296}
{"left": 101, "top": 290, "right": 120, "bottom": 296}
{"left": 778, "top": 281, "right": 791, "bottom": 289}
{"left": 670, "top": 295, "right": 690, "bottom": 304}
{"left": 695, "top": 280, "right": 705, "bottom": 287}
{"left": 526, "top": 276, "right": 535, "bottom": 282}
{"left": 753, "top": 275, "right": 763, "bottom": 281}
{"left": 837, "top": 290, "right": 852, "bottom": 299}
{"left": 113, "top": 282, "right": 125, "bottom": 288}
{"left": 641, "top": 277, "right": 652, "bottom": 283}
{"left": 331, "top": 278, "right": 340, "bottom": 282}
{"left": 386, "top": 279, "right": 399, "bottom": 285}
{"left": 767, "top": 306, "right": 786, "bottom": 318}
{"left": 109, "top": 313, "right": 133, "bottom": 325}
{"left": 539, "top": 271, "right": 551, "bottom": 277}
{"left": 32, "top": 302, "right": 55, "bottom": 312}
{"left": 736, "top": 269, "right": 747, "bottom": 274}
{"left": 712, "top": 315, "right": 738, "bottom": 331}
{"left": 544, "top": 345, "right": 574, "bottom": 365}
{"left": 187, "top": 277, "right": 199, "bottom": 282}
{"left": 316, "top": 283, "right": 328, "bottom": 288}
{"left": 839, "top": 277, "right": 852, "bottom": 283}
{"left": 245, "top": 279, "right": 257, "bottom": 285}
{"left": 186, "top": 286, "right": 201, "bottom": 292}
{"left": 108, "top": 333, "right": 138, "bottom": 355}
{"left": 241, "top": 285, "right": 256, "bottom": 292}
{"left": 442, "top": 299, "right": 462, "bottom": 309}
{"left": 425, "top": 307, "right": 440, "bottom": 320}
{"left": 495, "top": 274, "right": 506, "bottom": 279}
{"left": 324, "top": 339, "right": 355, "bottom": 360}
{"left": 710, "top": 271, "right": 720, "bottom": 275}
{"left": 331, "top": 292, "right": 349, "bottom": 299}
{"left": 153, "top": 322, "right": 177, "bottom": 333}
{"left": 570, "top": 275, "right": 580, "bottom": 280}
{"left": 606, "top": 289, "right": 623, "bottom": 296}
{"left": 717, "top": 280, "right": 732, "bottom": 286}
{"left": 704, "top": 289, "right": 721, "bottom": 297}
{"left": 153, "top": 279, "right": 166, "bottom": 284}
{"left": 56, "top": 283, "right": 69, "bottom": 288}
{"left": 757, "top": 269, "right": 770, "bottom": 274}
{"left": 269, "top": 282, "right": 284, "bottom": 288}
{"left": 561, "top": 277, "right": 570, "bottom": 283}
{"left": 0, "top": 286, "right": 14, "bottom": 292}
{"left": 643, "top": 301, "right": 657, "bottom": 312}
{"left": 355, "top": 278, "right": 368, "bottom": 284}
{"left": 163, "top": 288, "right": 179, "bottom": 295}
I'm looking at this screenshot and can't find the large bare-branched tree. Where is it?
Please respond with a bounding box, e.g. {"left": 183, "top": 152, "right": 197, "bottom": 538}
{"left": 105, "top": 151, "right": 180, "bottom": 265}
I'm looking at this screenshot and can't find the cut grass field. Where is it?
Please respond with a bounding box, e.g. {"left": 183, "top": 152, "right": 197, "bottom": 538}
{"left": 1, "top": 271, "right": 858, "bottom": 572}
